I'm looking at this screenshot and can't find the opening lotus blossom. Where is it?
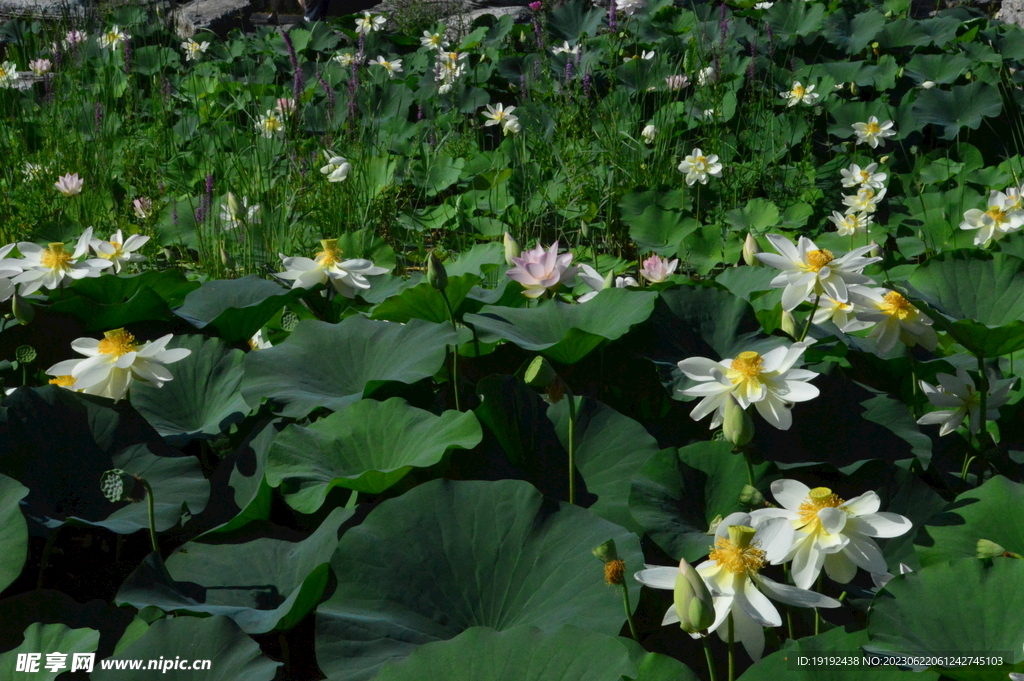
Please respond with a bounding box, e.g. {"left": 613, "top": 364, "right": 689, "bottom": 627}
{"left": 277, "top": 238, "right": 390, "bottom": 298}
{"left": 959, "top": 190, "right": 1024, "bottom": 247}
{"left": 678, "top": 148, "right": 722, "bottom": 186}
{"left": 917, "top": 368, "right": 1016, "bottom": 436}
{"left": 755, "top": 234, "right": 880, "bottom": 311}
{"left": 506, "top": 241, "right": 577, "bottom": 299}
{"left": 9, "top": 229, "right": 112, "bottom": 295}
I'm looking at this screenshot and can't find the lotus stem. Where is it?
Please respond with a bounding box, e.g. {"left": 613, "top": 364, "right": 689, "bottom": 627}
{"left": 727, "top": 612, "right": 735, "bottom": 681}
{"left": 620, "top": 581, "right": 639, "bottom": 640}
{"left": 439, "top": 289, "right": 461, "bottom": 411}
{"left": 814, "top": 574, "right": 822, "bottom": 635}
{"left": 703, "top": 634, "right": 718, "bottom": 681}
{"left": 141, "top": 479, "right": 159, "bottom": 555}
{"left": 567, "top": 388, "right": 577, "bottom": 505}
{"left": 799, "top": 294, "right": 821, "bottom": 342}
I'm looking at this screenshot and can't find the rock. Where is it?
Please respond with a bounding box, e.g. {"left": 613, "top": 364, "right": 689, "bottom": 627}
{"left": 173, "top": 0, "right": 256, "bottom": 38}
{"left": 999, "top": 0, "right": 1024, "bottom": 26}
{"left": 0, "top": 0, "right": 85, "bottom": 20}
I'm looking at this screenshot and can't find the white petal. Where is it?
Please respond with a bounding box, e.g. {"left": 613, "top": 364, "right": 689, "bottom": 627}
{"left": 846, "top": 512, "right": 912, "bottom": 538}
{"left": 756, "top": 574, "right": 841, "bottom": 608}
{"left": 735, "top": 580, "right": 781, "bottom": 627}
{"left": 634, "top": 566, "right": 678, "bottom": 590}
{"left": 771, "top": 479, "right": 811, "bottom": 511}
{"left": 818, "top": 507, "right": 847, "bottom": 535}
{"left": 841, "top": 491, "right": 880, "bottom": 515}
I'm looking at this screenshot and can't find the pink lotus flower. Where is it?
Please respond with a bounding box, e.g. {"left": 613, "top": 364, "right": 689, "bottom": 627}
{"left": 640, "top": 254, "right": 678, "bottom": 283}
{"left": 54, "top": 173, "right": 83, "bottom": 197}
{"left": 275, "top": 97, "right": 297, "bottom": 116}
{"left": 529, "top": 1, "right": 542, "bottom": 10}
{"left": 506, "top": 241, "right": 578, "bottom": 299}
{"left": 665, "top": 74, "right": 689, "bottom": 91}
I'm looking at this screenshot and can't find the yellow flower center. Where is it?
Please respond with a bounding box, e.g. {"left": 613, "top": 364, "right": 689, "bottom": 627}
{"left": 695, "top": 155, "right": 707, "bottom": 167}
{"left": 879, "top": 291, "right": 915, "bottom": 320}
{"left": 859, "top": 170, "right": 871, "bottom": 182}
{"left": 48, "top": 375, "right": 76, "bottom": 387}
{"left": 864, "top": 121, "right": 881, "bottom": 135}
{"left": 729, "top": 351, "right": 764, "bottom": 381}
{"left": 315, "top": 238, "right": 343, "bottom": 268}
{"left": 806, "top": 249, "right": 834, "bottom": 272}
{"left": 40, "top": 243, "right": 73, "bottom": 272}
{"left": 709, "top": 526, "right": 767, "bottom": 575}
{"left": 792, "top": 84, "right": 805, "bottom": 98}
{"left": 0, "top": 66, "right": 7, "bottom": 79}
{"left": 797, "top": 487, "right": 845, "bottom": 531}
{"left": 264, "top": 115, "right": 282, "bottom": 131}
{"left": 97, "top": 328, "right": 137, "bottom": 357}
{"left": 986, "top": 206, "right": 1009, "bottom": 224}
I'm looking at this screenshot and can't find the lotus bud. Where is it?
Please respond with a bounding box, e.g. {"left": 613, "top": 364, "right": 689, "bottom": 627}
{"left": 739, "top": 484, "right": 766, "bottom": 507}
{"left": 722, "top": 394, "right": 754, "bottom": 448}
{"left": 100, "top": 469, "right": 145, "bottom": 503}
{"left": 226, "top": 192, "right": 241, "bottom": 220}
{"left": 742, "top": 233, "right": 762, "bottom": 267}
{"left": 15, "top": 345, "right": 36, "bottom": 365}
{"left": 977, "top": 538, "right": 1022, "bottom": 559}
{"left": 868, "top": 240, "right": 881, "bottom": 259}
{"left": 706, "top": 514, "right": 723, "bottom": 535}
{"left": 602, "top": 270, "right": 615, "bottom": 290}
{"left": 525, "top": 356, "right": 558, "bottom": 389}
{"left": 779, "top": 309, "right": 797, "bottom": 338}
{"left": 503, "top": 232, "right": 521, "bottom": 266}
{"left": 879, "top": 155, "right": 890, "bottom": 164}
{"left": 12, "top": 293, "right": 35, "bottom": 326}
{"left": 673, "top": 557, "right": 716, "bottom": 634}
{"left": 427, "top": 251, "right": 448, "bottom": 292}
{"left": 220, "top": 245, "right": 234, "bottom": 269}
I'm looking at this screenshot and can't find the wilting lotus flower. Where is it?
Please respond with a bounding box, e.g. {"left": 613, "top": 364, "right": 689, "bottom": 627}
{"left": 277, "top": 238, "right": 390, "bottom": 298}
{"left": 640, "top": 254, "right": 678, "bottom": 283}
{"left": 133, "top": 197, "right": 153, "bottom": 219}
{"left": 55, "top": 172, "right": 84, "bottom": 196}
{"left": 46, "top": 329, "right": 191, "bottom": 402}
{"left": 751, "top": 480, "right": 913, "bottom": 588}
{"left": 917, "top": 368, "right": 1016, "bottom": 436}
{"left": 506, "top": 241, "right": 578, "bottom": 299}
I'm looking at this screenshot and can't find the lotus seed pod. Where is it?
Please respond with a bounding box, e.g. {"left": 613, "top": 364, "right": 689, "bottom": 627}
{"left": 742, "top": 233, "right": 762, "bottom": 267}
{"left": 728, "top": 525, "right": 758, "bottom": 549}
{"left": 592, "top": 539, "right": 620, "bottom": 564}
{"left": 673, "top": 557, "right": 716, "bottom": 634}
{"left": 281, "top": 309, "right": 300, "bottom": 332}
{"left": 524, "top": 356, "right": 558, "bottom": 389}
{"left": 15, "top": 345, "right": 36, "bottom": 364}
{"left": 722, "top": 395, "right": 754, "bottom": 448}
{"left": 100, "top": 469, "right": 140, "bottom": 503}
{"left": 427, "top": 251, "right": 448, "bottom": 292}
{"left": 503, "top": 232, "right": 521, "bottom": 267}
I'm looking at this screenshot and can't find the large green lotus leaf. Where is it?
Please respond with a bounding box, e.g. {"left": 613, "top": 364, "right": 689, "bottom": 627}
{"left": 547, "top": 0, "right": 605, "bottom": 40}
{"left": 92, "top": 616, "right": 281, "bottom": 680}
{"left": 548, "top": 398, "right": 661, "bottom": 534}
{"left": 0, "top": 473, "right": 28, "bottom": 593}
{"left": 725, "top": 199, "right": 780, "bottom": 233}
{"left": 876, "top": 15, "right": 959, "bottom": 48}
{"left": 0, "top": 623, "right": 99, "bottom": 681}
{"left": 315, "top": 479, "right": 643, "bottom": 681}
{"left": 443, "top": 242, "right": 505, "bottom": 278}
{"left": 652, "top": 284, "right": 765, "bottom": 361}
{"left": 241, "top": 316, "right": 459, "bottom": 418}
{"left": 629, "top": 443, "right": 771, "bottom": 562}
{"left": 208, "top": 418, "right": 278, "bottom": 536}
{"left": 624, "top": 205, "right": 699, "bottom": 256}
{"left": 130, "top": 335, "right": 249, "bottom": 445}
{"left": 822, "top": 8, "right": 885, "bottom": 54}
{"left": 266, "top": 398, "right": 482, "bottom": 512}
{"left": 370, "top": 274, "right": 482, "bottom": 324}
{"left": 867, "top": 559, "right": 1024, "bottom": 681}
{"left": 464, "top": 289, "right": 658, "bottom": 365}
{"left": 373, "top": 625, "right": 698, "bottom": 681}
{"left": 116, "top": 507, "right": 353, "bottom": 633}
{"left": 0, "top": 387, "right": 207, "bottom": 533}
{"left": 911, "top": 81, "right": 1003, "bottom": 141}
{"left": 48, "top": 269, "right": 199, "bottom": 332}
{"left": 905, "top": 53, "right": 972, "bottom": 85}
{"left": 765, "top": 1, "right": 825, "bottom": 39}
{"left": 738, "top": 626, "right": 940, "bottom": 681}
{"left": 914, "top": 475, "right": 1024, "bottom": 567}
{"left": 174, "top": 274, "right": 303, "bottom": 344}
{"left": 906, "top": 250, "right": 1024, "bottom": 356}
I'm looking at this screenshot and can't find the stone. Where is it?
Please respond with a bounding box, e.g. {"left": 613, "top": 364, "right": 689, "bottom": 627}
{"left": 173, "top": 0, "right": 256, "bottom": 38}
{"left": 0, "top": 0, "right": 85, "bottom": 20}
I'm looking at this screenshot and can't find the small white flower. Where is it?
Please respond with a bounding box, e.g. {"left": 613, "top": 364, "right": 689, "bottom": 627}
{"left": 616, "top": 275, "right": 638, "bottom": 287}
{"left": 10, "top": 229, "right": 113, "bottom": 295}
{"left": 369, "top": 56, "right": 403, "bottom": 78}
{"left": 678, "top": 148, "right": 722, "bottom": 186}
{"left": 181, "top": 39, "right": 210, "bottom": 61}
{"left": 355, "top": 12, "right": 387, "bottom": 34}
{"left": 641, "top": 50, "right": 655, "bottom": 60}
{"left": 852, "top": 116, "right": 896, "bottom": 148}
{"left": 615, "top": 0, "right": 647, "bottom": 15}
{"left": 255, "top": 110, "right": 285, "bottom": 138}
{"left": 641, "top": 124, "right": 657, "bottom": 144}
{"left": 320, "top": 152, "right": 352, "bottom": 182}
{"left": 552, "top": 41, "right": 580, "bottom": 56}
{"left": 420, "top": 30, "right": 449, "bottom": 50}
{"left": 920, "top": 80, "right": 936, "bottom": 89}
{"left": 849, "top": 288, "right": 937, "bottom": 354}
{"left": 781, "top": 81, "right": 819, "bottom": 106}
{"left": 842, "top": 187, "right": 887, "bottom": 215}
{"left": 64, "top": 30, "right": 87, "bottom": 48}
{"left": 90, "top": 229, "right": 149, "bottom": 274}
{"left": 754, "top": 1, "right": 773, "bottom": 7}
{"left": 99, "top": 25, "right": 129, "bottom": 50}
{"left": 840, "top": 163, "right": 886, "bottom": 189}
{"left": 828, "top": 211, "right": 873, "bottom": 237}
{"left": 481, "top": 103, "right": 520, "bottom": 134}
{"left": 22, "top": 162, "right": 44, "bottom": 179}
{"left": 133, "top": 197, "right": 153, "bottom": 219}
{"left": 697, "top": 66, "right": 715, "bottom": 86}
{"left": 46, "top": 329, "right": 191, "bottom": 402}
{"left": 249, "top": 329, "right": 273, "bottom": 350}
{"left": 333, "top": 51, "right": 358, "bottom": 67}
{"left": 678, "top": 343, "right": 819, "bottom": 430}
{"left": 750, "top": 481, "right": 913, "bottom": 589}
{"left": 917, "top": 368, "right": 1016, "bottom": 436}
{"left": 277, "top": 238, "right": 390, "bottom": 298}
{"left": 959, "top": 190, "right": 1024, "bottom": 248}
{"left": 833, "top": 82, "right": 846, "bottom": 91}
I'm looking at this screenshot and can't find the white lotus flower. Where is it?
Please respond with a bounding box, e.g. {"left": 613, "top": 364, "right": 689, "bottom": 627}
{"left": 575, "top": 265, "right": 638, "bottom": 303}
{"left": 754, "top": 234, "right": 881, "bottom": 311}
{"left": 46, "top": 329, "right": 191, "bottom": 402}
{"left": 369, "top": 56, "right": 403, "bottom": 78}
{"left": 872, "top": 563, "right": 913, "bottom": 590}
{"left": 277, "top": 238, "right": 389, "bottom": 298}
{"left": 481, "top": 103, "right": 518, "bottom": 132}
{"left": 0, "top": 244, "right": 21, "bottom": 302}
{"left": 750, "top": 481, "right": 912, "bottom": 589}
{"left": 678, "top": 148, "right": 722, "bottom": 186}
{"left": 552, "top": 41, "right": 580, "bottom": 55}
{"left": 959, "top": 190, "right": 1024, "bottom": 247}
{"left": 641, "top": 124, "right": 657, "bottom": 144}
{"left": 697, "top": 66, "right": 715, "bottom": 86}
{"left": 99, "top": 25, "right": 129, "bottom": 50}
{"left": 255, "top": 110, "right": 285, "bottom": 138}
{"left": 616, "top": 275, "right": 638, "bottom": 287}
{"left": 29, "top": 59, "right": 51, "bottom": 76}
{"left": 181, "top": 39, "right": 210, "bottom": 61}
{"left": 754, "top": 2, "right": 773, "bottom": 8}
{"left": 90, "top": 229, "right": 149, "bottom": 274}
{"left": 615, "top": 0, "right": 647, "bottom": 15}
{"left": 635, "top": 515, "right": 840, "bottom": 661}
{"left": 677, "top": 342, "right": 819, "bottom": 430}
{"left": 333, "top": 52, "right": 357, "bottom": 67}
{"left": 917, "top": 368, "right": 1016, "bottom": 436}
{"left": 420, "top": 30, "right": 448, "bottom": 50}
{"left": 811, "top": 290, "right": 873, "bottom": 332}
{"left": 842, "top": 187, "right": 886, "bottom": 215}
{"left": 828, "top": 211, "right": 872, "bottom": 237}
{"left": 781, "top": 81, "right": 819, "bottom": 106}
{"left": 852, "top": 116, "right": 895, "bottom": 148}
{"left": 849, "top": 288, "right": 937, "bottom": 354}
{"left": 355, "top": 12, "right": 386, "bottom": 33}
{"left": 320, "top": 152, "right": 351, "bottom": 182}
{"left": 840, "top": 163, "right": 886, "bottom": 189}
{"left": 248, "top": 329, "right": 273, "bottom": 350}
{"left": 10, "top": 229, "right": 113, "bottom": 295}
{"left": 0, "top": 60, "right": 18, "bottom": 88}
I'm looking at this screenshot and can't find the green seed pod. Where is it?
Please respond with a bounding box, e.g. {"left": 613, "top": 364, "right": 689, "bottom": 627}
{"left": 592, "top": 539, "right": 620, "bottom": 564}
{"left": 15, "top": 345, "right": 36, "bottom": 364}
{"left": 524, "top": 356, "right": 558, "bottom": 389}
{"left": 281, "top": 309, "right": 300, "bottom": 332}
{"left": 100, "top": 469, "right": 142, "bottom": 503}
